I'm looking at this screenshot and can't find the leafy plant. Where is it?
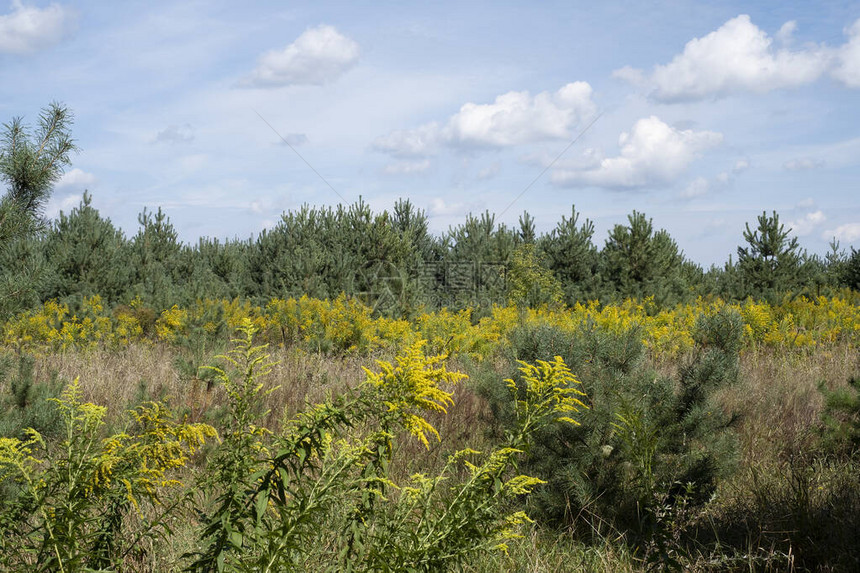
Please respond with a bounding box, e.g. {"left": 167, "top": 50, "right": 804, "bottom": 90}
{"left": 0, "top": 379, "right": 215, "bottom": 571}
{"left": 188, "top": 320, "right": 585, "bottom": 572}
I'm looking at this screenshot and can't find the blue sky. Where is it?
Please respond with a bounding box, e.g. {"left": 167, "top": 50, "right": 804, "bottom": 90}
{"left": 2, "top": 0, "right": 859, "bottom": 266}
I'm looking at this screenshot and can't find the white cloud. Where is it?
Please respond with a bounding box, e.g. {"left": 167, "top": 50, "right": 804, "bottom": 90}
{"left": 611, "top": 65, "right": 645, "bottom": 86}
{"left": 155, "top": 123, "right": 194, "bottom": 144}
{"left": 617, "top": 15, "right": 830, "bottom": 101}
{"left": 44, "top": 192, "right": 82, "bottom": 219}
{"left": 382, "top": 159, "right": 431, "bottom": 175}
{"left": 784, "top": 157, "right": 825, "bottom": 171}
{"left": 681, "top": 176, "right": 709, "bottom": 198}
{"left": 56, "top": 168, "right": 96, "bottom": 189}
{"left": 679, "top": 158, "right": 746, "bottom": 200}
{"left": 552, "top": 115, "right": 722, "bottom": 189}
{"left": 787, "top": 210, "right": 826, "bottom": 236}
{"left": 797, "top": 198, "right": 815, "bottom": 208}
{"left": 373, "top": 82, "right": 596, "bottom": 156}
{"left": 832, "top": 19, "right": 860, "bottom": 88}
{"left": 445, "top": 82, "right": 596, "bottom": 147}
{"left": 775, "top": 21, "right": 797, "bottom": 46}
{"left": 427, "top": 197, "right": 477, "bottom": 217}
{"left": 824, "top": 222, "right": 860, "bottom": 244}
{"left": 246, "top": 25, "right": 359, "bottom": 87}
{"left": 373, "top": 123, "right": 441, "bottom": 158}
{"left": 0, "top": 0, "right": 74, "bottom": 54}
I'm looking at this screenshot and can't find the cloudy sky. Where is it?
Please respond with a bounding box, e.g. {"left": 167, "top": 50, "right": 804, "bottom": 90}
{"left": 2, "top": 0, "right": 859, "bottom": 265}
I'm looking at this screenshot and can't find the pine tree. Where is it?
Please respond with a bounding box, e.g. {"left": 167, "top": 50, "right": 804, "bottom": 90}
{"left": 842, "top": 247, "right": 860, "bottom": 291}
{"left": 130, "top": 206, "right": 184, "bottom": 309}
{"left": 601, "top": 211, "right": 687, "bottom": 304}
{"left": 447, "top": 211, "right": 516, "bottom": 308}
{"left": 736, "top": 210, "right": 802, "bottom": 299}
{"left": 517, "top": 211, "right": 536, "bottom": 244}
{"left": 0, "top": 103, "right": 77, "bottom": 318}
{"left": 538, "top": 205, "right": 599, "bottom": 304}
{"left": 43, "top": 192, "right": 132, "bottom": 304}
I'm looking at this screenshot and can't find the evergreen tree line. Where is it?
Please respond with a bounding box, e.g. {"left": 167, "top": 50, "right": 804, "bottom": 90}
{"left": 3, "top": 190, "right": 858, "bottom": 317}
{"left": 1, "top": 104, "right": 858, "bottom": 319}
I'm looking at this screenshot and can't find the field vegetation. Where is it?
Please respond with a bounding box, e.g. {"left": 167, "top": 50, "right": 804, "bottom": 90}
{"left": 0, "top": 104, "right": 859, "bottom": 571}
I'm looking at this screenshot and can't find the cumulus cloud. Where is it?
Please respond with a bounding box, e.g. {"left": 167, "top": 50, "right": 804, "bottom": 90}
{"left": 44, "top": 192, "right": 82, "bottom": 219}
{"left": 55, "top": 168, "right": 96, "bottom": 189}
{"left": 552, "top": 115, "right": 722, "bottom": 189}
{"left": 832, "top": 19, "right": 860, "bottom": 88}
{"left": 616, "top": 15, "right": 830, "bottom": 101}
{"left": 612, "top": 65, "right": 645, "bottom": 87}
{"left": 445, "top": 82, "right": 596, "bottom": 147}
{"left": 824, "top": 222, "right": 860, "bottom": 244}
{"left": 382, "top": 159, "right": 431, "bottom": 175}
{"left": 784, "top": 157, "right": 825, "bottom": 171}
{"left": 155, "top": 123, "right": 194, "bottom": 144}
{"left": 775, "top": 21, "right": 798, "bottom": 46}
{"left": 246, "top": 25, "right": 359, "bottom": 87}
{"left": 0, "top": 0, "right": 74, "bottom": 54}
{"left": 373, "top": 82, "right": 596, "bottom": 156}
{"left": 787, "top": 210, "right": 826, "bottom": 236}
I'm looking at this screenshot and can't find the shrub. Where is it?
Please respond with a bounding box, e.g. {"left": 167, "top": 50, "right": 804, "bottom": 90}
{"left": 819, "top": 376, "right": 860, "bottom": 457}
{"left": 481, "top": 310, "right": 741, "bottom": 549}
{"left": 0, "top": 353, "right": 64, "bottom": 441}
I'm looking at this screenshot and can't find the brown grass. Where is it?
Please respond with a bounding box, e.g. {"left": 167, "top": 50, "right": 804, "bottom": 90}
{"left": 8, "top": 339, "right": 858, "bottom": 572}
{"left": 719, "top": 344, "right": 859, "bottom": 465}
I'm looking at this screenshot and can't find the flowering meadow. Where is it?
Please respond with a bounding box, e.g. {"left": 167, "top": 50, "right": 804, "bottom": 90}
{"left": 5, "top": 292, "right": 858, "bottom": 358}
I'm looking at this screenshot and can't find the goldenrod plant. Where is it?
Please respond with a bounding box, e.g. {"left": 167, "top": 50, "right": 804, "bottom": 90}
{"left": 186, "top": 321, "right": 585, "bottom": 572}
{"left": 5, "top": 292, "right": 860, "bottom": 358}
{"left": 0, "top": 379, "right": 215, "bottom": 571}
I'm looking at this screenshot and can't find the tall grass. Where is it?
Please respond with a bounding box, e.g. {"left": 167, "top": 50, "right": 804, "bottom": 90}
{"left": 1, "top": 319, "right": 857, "bottom": 570}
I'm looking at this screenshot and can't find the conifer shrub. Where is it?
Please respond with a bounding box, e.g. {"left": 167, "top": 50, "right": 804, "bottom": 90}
{"left": 0, "top": 353, "right": 64, "bottom": 441}
{"left": 480, "top": 309, "right": 742, "bottom": 548}
{"left": 819, "top": 376, "right": 860, "bottom": 457}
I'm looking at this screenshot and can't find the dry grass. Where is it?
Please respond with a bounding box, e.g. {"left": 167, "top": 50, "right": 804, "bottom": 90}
{"left": 26, "top": 343, "right": 370, "bottom": 428}
{"left": 21, "top": 342, "right": 493, "bottom": 482}
{"left": 6, "top": 339, "right": 858, "bottom": 572}
{"left": 463, "top": 527, "right": 638, "bottom": 573}
{"left": 719, "top": 344, "right": 859, "bottom": 465}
